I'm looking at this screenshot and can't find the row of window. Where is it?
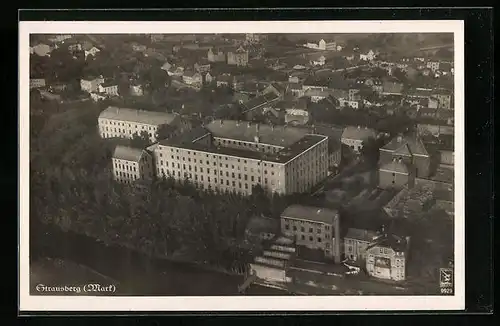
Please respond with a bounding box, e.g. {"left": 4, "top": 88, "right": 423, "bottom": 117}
{"left": 284, "top": 224, "right": 325, "bottom": 235}
{"left": 114, "top": 163, "right": 137, "bottom": 172}
{"left": 101, "top": 119, "right": 159, "bottom": 131}
{"left": 160, "top": 169, "right": 258, "bottom": 189}
{"left": 159, "top": 160, "right": 283, "bottom": 180}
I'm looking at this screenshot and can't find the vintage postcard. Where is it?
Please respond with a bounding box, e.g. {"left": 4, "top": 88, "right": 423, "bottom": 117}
{"left": 19, "top": 20, "right": 464, "bottom": 312}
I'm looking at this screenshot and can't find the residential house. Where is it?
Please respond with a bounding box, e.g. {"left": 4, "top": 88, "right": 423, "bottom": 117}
{"left": 130, "top": 83, "right": 144, "bottom": 97}
{"left": 68, "top": 43, "right": 83, "bottom": 52}
{"left": 227, "top": 46, "right": 249, "bottom": 66}
{"left": 304, "top": 89, "right": 331, "bottom": 103}
{"left": 112, "top": 145, "right": 154, "bottom": 184}
{"left": 32, "top": 43, "right": 52, "bottom": 57}
{"left": 343, "top": 228, "right": 379, "bottom": 262}
{"left": 407, "top": 87, "right": 434, "bottom": 100}
{"left": 359, "top": 50, "right": 376, "bottom": 61}
{"left": 204, "top": 72, "right": 214, "bottom": 84}
{"left": 339, "top": 99, "right": 362, "bottom": 110}
{"left": 289, "top": 83, "right": 305, "bottom": 98}
{"left": 194, "top": 61, "right": 211, "bottom": 73}
{"left": 285, "top": 108, "right": 310, "bottom": 125}
{"left": 348, "top": 88, "right": 362, "bottom": 102}
{"left": 80, "top": 76, "right": 105, "bottom": 93}
{"left": 427, "top": 96, "right": 440, "bottom": 109}
{"left": 241, "top": 90, "right": 282, "bottom": 119}
{"left": 48, "top": 34, "right": 72, "bottom": 43}
{"left": 302, "top": 79, "right": 329, "bottom": 91}
{"left": 30, "top": 78, "right": 46, "bottom": 89}
{"left": 366, "top": 232, "right": 410, "bottom": 281}
{"left": 341, "top": 126, "right": 377, "bottom": 153}
{"left": 280, "top": 205, "right": 341, "bottom": 263}
{"left": 216, "top": 74, "right": 232, "bottom": 88}
{"left": 207, "top": 47, "right": 226, "bottom": 62}
{"left": 378, "top": 133, "right": 431, "bottom": 189}
{"left": 84, "top": 46, "right": 101, "bottom": 59}
{"left": 150, "top": 34, "right": 165, "bottom": 43}
{"left": 382, "top": 80, "right": 404, "bottom": 95}
{"left": 310, "top": 55, "right": 326, "bottom": 67}
{"left": 371, "top": 79, "right": 383, "bottom": 94}
{"left": 182, "top": 71, "right": 203, "bottom": 87}
{"left": 245, "top": 33, "right": 268, "bottom": 43}
{"left": 49, "top": 82, "right": 69, "bottom": 92}
{"left": 131, "top": 43, "right": 147, "bottom": 52}
{"left": 426, "top": 61, "right": 440, "bottom": 72}
{"left": 433, "top": 91, "right": 453, "bottom": 110}
{"left": 167, "top": 66, "right": 185, "bottom": 77}
{"left": 98, "top": 81, "right": 119, "bottom": 97}
{"left": 161, "top": 61, "right": 172, "bottom": 72}
{"left": 90, "top": 92, "right": 107, "bottom": 102}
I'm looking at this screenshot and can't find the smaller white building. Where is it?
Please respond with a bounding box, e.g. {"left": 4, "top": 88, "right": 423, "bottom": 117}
{"left": 80, "top": 76, "right": 105, "bottom": 93}
{"left": 84, "top": 47, "right": 101, "bottom": 59}
{"left": 112, "top": 145, "right": 154, "bottom": 184}
{"left": 341, "top": 126, "right": 377, "bottom": 153}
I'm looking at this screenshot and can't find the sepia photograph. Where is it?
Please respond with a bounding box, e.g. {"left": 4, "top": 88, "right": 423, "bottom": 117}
{"left": 19, "top": 20, "right": 464, "bottom": 311}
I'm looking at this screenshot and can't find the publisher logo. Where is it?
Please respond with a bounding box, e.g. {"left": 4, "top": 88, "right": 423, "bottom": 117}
{"left": 439, "top": 268, "right": 454, "bottom": 294}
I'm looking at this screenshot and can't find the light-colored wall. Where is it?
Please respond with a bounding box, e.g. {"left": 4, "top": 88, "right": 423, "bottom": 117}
{"left": 98, "top": 116, "right": 179, "bottom": 143}
{"left": 366, "top": 246, "right": 406, "bottom": 281}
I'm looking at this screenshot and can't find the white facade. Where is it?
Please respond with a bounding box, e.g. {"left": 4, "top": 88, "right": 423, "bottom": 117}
{"left": 80, "top": 77, "right": 105, "bottom": 93}
{"left": 98, "top": 107, "right": 179, "bottom": 143}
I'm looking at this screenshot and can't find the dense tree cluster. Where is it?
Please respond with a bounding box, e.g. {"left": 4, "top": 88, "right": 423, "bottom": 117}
{"left": 30, "top": 100, "right": 317, "bottom": 271}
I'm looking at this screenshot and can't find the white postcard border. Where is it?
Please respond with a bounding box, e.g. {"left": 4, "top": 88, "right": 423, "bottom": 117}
{"left": 19, "top": 20, "right": 465, "bottom": 312}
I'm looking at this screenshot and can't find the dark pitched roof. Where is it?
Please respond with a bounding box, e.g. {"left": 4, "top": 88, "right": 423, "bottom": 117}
{"left": 281, "top": 205, "right": 339, "bottom": 225}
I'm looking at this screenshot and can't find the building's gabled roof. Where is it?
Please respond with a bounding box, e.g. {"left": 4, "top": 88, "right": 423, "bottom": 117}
{"left": 366, "top": 233, "right": 408, "bottom": 253}
{"left": 99, "top": 107, "right": 177, "bottom": 126}
{"left": 112, "top": 145, "right": 145, "bottom": 162}
{"left": 341, "top": 126, "right": 377, "bottom": 141}
{"left": 281, "top": 205, "right": 339, "bottom": 225}
{"left": 345, "top": 228, "right": 379, "bottom": 242}
{"left": 381, "top": 134, "right": 429, "bottom": 157}
{"left": 304, "top": 89, "right": 331, "bottom": 97}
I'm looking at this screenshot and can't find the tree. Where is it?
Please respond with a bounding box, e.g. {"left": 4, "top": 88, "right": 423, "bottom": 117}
{"left": 155, "top": 124, "right": 176, "bottom": 141}
{"left": 130, "top": 130, "right": 151, "bottom": 148}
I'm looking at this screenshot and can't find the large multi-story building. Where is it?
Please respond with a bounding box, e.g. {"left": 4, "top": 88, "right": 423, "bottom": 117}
{"left": 98, "top": 107, "right": 183, "bottom": 143}
{"left": 280, "top": 205, "right": 341, "bottom": 263}
{"left": 153, "top": 120, "right": 329, "bottom": 196}
{"left": 366, "top": 233, "right": 410, "bottom": 281}
{"left": 111, "top": 145, "right": 154, "bottom": 184}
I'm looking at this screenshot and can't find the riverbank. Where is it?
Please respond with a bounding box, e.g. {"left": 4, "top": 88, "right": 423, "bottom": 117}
{"left": 31, "top": 222, "right": 286, "bottom": 296}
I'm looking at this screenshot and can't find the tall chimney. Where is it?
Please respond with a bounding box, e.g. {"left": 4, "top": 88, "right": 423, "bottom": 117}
{"left": 334, "top": 212, "right": 341, "bottom": 264}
